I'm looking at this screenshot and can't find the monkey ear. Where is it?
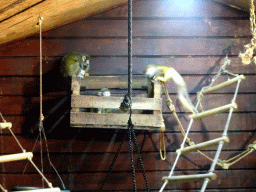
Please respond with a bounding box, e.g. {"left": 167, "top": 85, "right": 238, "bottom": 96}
{"left": 82, "top": 55, "right": 86, "bottom": 62}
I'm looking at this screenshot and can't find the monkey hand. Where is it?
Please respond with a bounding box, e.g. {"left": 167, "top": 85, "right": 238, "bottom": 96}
{"left": 78, "top": 69, "right": 85, "bottom": 78}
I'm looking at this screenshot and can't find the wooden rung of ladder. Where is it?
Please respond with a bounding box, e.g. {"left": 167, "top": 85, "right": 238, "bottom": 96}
{"left": 201, "top": 75, "right": 245, "bottom": 94}
{"left": 162, "top": 172, "right": 217, "bottom": 183}
{"left": 0, "top": 152, "right": 33, "bottom": 163}
{"left": 176, "top": 136, "right": 229, "bottom": 155}
{"left": 0, "top": 122, "right": 12, "bottom": 129}
{"left": 190, "top": 103, "right": 237, "bottom": 120}
{"left": 11, "top": 188, "right": 61, "bottom": 192}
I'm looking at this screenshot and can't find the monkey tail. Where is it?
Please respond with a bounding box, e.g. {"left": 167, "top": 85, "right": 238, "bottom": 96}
{"left": 178, "top": 87, "right": 198, "bottom": 114}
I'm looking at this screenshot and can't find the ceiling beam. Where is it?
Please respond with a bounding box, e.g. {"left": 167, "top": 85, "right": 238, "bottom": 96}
{"left": 0, "top": 0, "right": 127, "bottom": 45}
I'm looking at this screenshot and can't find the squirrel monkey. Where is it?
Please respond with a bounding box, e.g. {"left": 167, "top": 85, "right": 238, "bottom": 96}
{"left": 91, "top": 88, "right": 112, "bottom": 113}
{"left": 61, "top": 52, "right": 92, "bottom": 78}
{"left": 145, "top": 64, "right": 198, "bottom": 114}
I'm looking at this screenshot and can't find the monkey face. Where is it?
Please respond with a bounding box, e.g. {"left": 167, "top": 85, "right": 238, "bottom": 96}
{"left": 82, "top": 55, "right": 87, "bottom": 62}
{"left": 98, "top": 88, "right": 111, "bottom": 97}
{"left": 81, "top": 59, "right": 90, "bottom": 70}
{"left": 102, "top": 91, "right": 111, "bottom": 97}
{"left": 145, "top": 66, "right": 156, "bottom": 78}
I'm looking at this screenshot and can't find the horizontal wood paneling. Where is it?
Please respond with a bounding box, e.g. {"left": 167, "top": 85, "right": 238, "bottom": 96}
{"left": 0, "top": 0, "right": 255, "bottom": 191}
{"left": 1, "top": 132, "right": 255, "bottom": 154}
{"left": 0, "top": 74, "right": 255, "bottom": 95}
{"left": 0, "top": 93, "right": 255, "bottom": 115}
{"left": 1, "top": 57, "right": 256, "bottom": 76}
{"left": 162, "top": 94, "right": 256, "bottom": 113}
{"left": 1, "top": 112, "right": 255, "bottom": 135}
{"left": 0, "top": 38, "right": 250, "bottom": 57}
{"left": 42, "top": 19, "right": 251, "bottom": 37}
{"left": 2, "top": 151, "right": 255, "bottom": 173}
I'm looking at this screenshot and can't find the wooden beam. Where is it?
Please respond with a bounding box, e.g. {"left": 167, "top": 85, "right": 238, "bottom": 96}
{"left": 0, "top": 0, "right": 127, "bottom": 45}
{"left": 0, "top": 0, "right": 42, "bottom": 22}
{"left": 214, "top": 0, "right": 256, "bottom": 12}
{"left": 70, "top": 112, "right": 163, "bottom": 128}
{"left": 76, "top": 75, "right": 148, "bottom": 90}
{"left": 71, "top": 95, "right": 162, "bottom": 110}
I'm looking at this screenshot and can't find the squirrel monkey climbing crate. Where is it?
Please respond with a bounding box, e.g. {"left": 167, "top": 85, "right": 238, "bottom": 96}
{"left": 70, "top": 75, "right": 164, "bottom": 129}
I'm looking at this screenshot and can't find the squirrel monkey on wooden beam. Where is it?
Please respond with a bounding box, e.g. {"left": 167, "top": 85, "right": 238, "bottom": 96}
{"left": 145, "top": 64, "right": 198, "bottom": 114}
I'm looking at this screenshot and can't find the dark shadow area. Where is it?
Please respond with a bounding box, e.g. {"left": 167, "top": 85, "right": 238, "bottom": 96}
{"left": 21, "top": 57, "right": 73, "bottom": 138}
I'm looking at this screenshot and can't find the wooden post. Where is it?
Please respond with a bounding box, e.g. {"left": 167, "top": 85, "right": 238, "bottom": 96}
{"left": 71, "top": 76, "right": 81, "bottom": 113}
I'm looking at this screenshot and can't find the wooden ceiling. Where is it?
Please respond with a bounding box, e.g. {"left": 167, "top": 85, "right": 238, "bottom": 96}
{"left": 0, "top": 0, "right": 127, "bottom": 45}
{"left": 0, "top": 0, "right": 253, "bottom": 46}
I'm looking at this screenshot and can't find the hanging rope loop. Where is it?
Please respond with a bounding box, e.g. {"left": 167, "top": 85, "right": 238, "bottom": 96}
{"left": 159, "top": 118, "right": 166, "bottom": 160}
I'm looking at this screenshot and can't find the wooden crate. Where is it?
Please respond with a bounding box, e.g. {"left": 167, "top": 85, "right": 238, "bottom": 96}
{"left": 70, "top": 75, "right": 163, "bottom": 130}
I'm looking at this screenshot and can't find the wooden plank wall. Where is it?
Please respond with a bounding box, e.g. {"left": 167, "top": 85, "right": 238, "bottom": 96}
{"left": 0, "top": 0, "right": 256, "bottom": 191}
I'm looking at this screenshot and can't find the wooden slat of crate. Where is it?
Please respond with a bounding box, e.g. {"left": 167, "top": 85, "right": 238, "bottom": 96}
{"left": 73, "top": 75, "right": 148, "bottom": 90}
{"left": 70, "top": 112, "right": 163, "bottom": 129}
{"left": 71, "top": 95, "right": 162, "bottom": 110}
{"left": 71, "top": 75, "right": 163, "bottom": 129}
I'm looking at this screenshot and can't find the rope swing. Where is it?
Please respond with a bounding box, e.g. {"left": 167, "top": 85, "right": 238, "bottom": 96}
{"left": 100, "top": 0, "right": 149, "bottom": 191}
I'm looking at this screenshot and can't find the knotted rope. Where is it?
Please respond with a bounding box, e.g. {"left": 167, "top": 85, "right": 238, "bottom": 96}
{"left": 239, "top": 0, "right": 256, "bottom": 65}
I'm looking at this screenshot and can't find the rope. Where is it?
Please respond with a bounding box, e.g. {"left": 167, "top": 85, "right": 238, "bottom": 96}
{"left": 102, "top": 0, "right": 149, "bottom": 190}
{"left": 99, "top": 131, "right": 127, "bottom": 191}
{"left": 250, "top": 0, "right": 256, "bottom": 35}
{"left": 39, "top": 16, "right": 44, "bottom": 123}
{"left": 128, "top": 0, "right": 132, "bottom": 98}
{"left": 159, "top": 118, "right": 166, "bottom": 160}
{"left": 127, "top": 0, "right": 137, "bottom": 190}
{"left": 38, "top": 15, "right": 45, "bottom": 188}
{"left": 0, "top": 112, "right": 6, "bottom": 123}
{"left": 239, "top": 0, "right": 256, "bottom": 65}
{"left": 128, "top": 121, "right": 136, "bottom": 191}
{"left": 37, "top": 15, "right": 66, "bottom": 189}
